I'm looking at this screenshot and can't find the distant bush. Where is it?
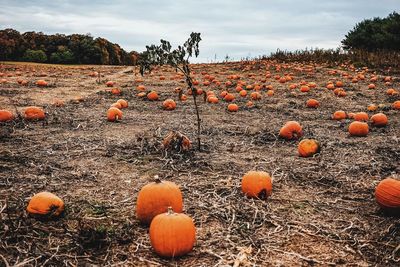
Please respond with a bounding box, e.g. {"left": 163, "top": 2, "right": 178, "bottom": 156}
{"left": 342, "top": 12, "right": 400, "bottom": 51}
{"left": 23, "top": 49, "right": 48, "bottom": 63}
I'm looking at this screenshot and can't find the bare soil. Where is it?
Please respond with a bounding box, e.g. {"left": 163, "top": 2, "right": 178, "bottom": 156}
{"left": 0, "top": 61, "right": 399, "bottom": 266}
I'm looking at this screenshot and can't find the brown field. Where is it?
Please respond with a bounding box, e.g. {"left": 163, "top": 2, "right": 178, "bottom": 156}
{"left": 0, "top": 61, "right": 399, "bottom": 266}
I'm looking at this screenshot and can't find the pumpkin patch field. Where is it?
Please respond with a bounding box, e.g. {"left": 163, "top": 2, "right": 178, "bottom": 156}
{"left": 0, "top": 60, "right": 399, "bottom": 266}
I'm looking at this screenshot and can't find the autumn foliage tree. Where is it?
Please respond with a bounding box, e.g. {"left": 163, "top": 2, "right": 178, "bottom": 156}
{"left": 0, "top": 28, "right": 138, "bottom": 65}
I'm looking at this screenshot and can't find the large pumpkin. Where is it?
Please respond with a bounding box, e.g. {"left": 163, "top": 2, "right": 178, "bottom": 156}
{"left": 279, "top": 121, "right": 303, "bottom": 140}
{"left": 136, "top": 178, "right": 183, "bottom": 225}
{"left": 375, "top": 178, "right": 400, "bottom": 213}
{"left": 26, "top": 191, "right": 64, "bottom": 217}
{"left": 241, "top": 171, "right": 272, "bottom": 200}
{"left": 149, "top": 207, "right": 196, "bottom": 258}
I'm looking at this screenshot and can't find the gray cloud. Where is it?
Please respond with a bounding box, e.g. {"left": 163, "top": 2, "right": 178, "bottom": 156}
{"left": 0, "top": 0, "right": 398, "bottom": 62}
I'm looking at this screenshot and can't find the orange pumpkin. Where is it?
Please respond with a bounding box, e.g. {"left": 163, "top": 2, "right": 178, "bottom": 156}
{"left": 246, "top": 101, "right": 254, "bottom": 108}
{"left": 386, "top": 88, "right": 398, "bottom": 95}
{"left": 370, "top": 113, "right": 388, "bottom": 127}
{"left": 353, "top": 112, "right": 369, "bottom": 121}
{"left": 180, "top": 94, "right": 188, "bottom": 101}
{"left": 111, "top": 102, "right": 123, "bottom": 109}
{"left": 298, "top": 139, "right": 320, "bottom": 157}
{"left": 368, "top": 83, "right": 376, "bottom": 89}
{"left": 239, "top": 90, "right": 247, "bottom": 97}
{"left": 163, "top": 99, "right": 177, "bottom": 110}
{"left": 207, "top": 96, "right": 219, "bottom": 103}
{"left": 26, "top": 192, "right": 64, "bottom": 217}
{"left": 111, "top": 88, "right": 121, "bottom": 95}
{"left": 332, "top": 110, "right": 347, "bottom": 120}
{"left": 136, "top": 178, "right": 183, "bottom": 225}
{"left": 306, "top": 99, "right": 319, "bottom": 108}
{"left": 149, "top": 207, "right": 196, "bottom": 258}
{"left": 227, "top": 103, "right": 239, "bottom": 112}
{"left": 250, "top": 92, "right": 262, "bottom": 100}
{"left": 279, "top": 121, "right": 303, "bottom": 140}
{"left": 0, "top": 110, "right": 14, "bottom": 122}
{"left": 224, "top": 93, "right": 235, "bottom": 102}
{"left": 335, "top": 81, "right": 344, "bottom": 87}
{"left": 24, "top": 107, "right": 45, "bottom": 120}
{"left": 117, "top": 99, "right": 128, "bottom": 109}
{"left": 266, "top": 90, "right": 274, "bottom": 96}
{"left": 107, "top": 107, "right": 123, "bottom": 122}
{"left": 241, "top": 171, "right": 272, "bottom": 199}
{"left": 367, "top": 104, "right": 378, "bottom": 111}
{"left": 300, "top": 85, "right": 310, "bottom": 92}
{"left": 375, "top": 178, "right": 400, "bottom": 212}
{"left": 36, "top": 80, "right": 48, "bottom": 87}
{"left": 348, "top": 121, "right": 369, "bottom": 137}
{"left": 147, "top": 91, "right": 159, "bottom": 101}
{"left": 392, "top": 101, "right": 400, "bottom": 110}
{"left": 137, "top": 85, "right": 146, "bottom": 91}
{"left": 137, "top": 92, "right": 146, "bottom": 98}
{"left": 106, "top": 81, "right": 114, "bottom": 87}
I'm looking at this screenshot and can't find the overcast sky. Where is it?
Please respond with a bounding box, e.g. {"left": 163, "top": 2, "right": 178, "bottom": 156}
{"left": 0, "top": 0, "right": 398, "bottom": 62}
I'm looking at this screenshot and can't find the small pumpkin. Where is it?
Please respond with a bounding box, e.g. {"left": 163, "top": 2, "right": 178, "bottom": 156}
{"left": 111, "top": 102, "right": 123, "bottom": 109}
{"left": 371, "top": 113, "right": 388, "bottom": 127}
{"left": 306, "top": 99, "right": 319, "bottom": 108}
{"left": 0, "top": 110, "right": 14, "bottom": 122}
{"left": 367, "top": 104, "right": 378, "bottom": 111}
{"left": 24, "top": 106, "right": 45, "bottom": 120}
{"left": 163, "top": 99, "right": 177, "bottom": 110}
{"left": 298, "top": 139, "right": 320, "bottom": 157}
{"left": 239, "top": 90, "right": 247, "bottom": 97}
{"left": 26, "top": 192, "right": 64, "bottom": 217}
{"left": 147, "top": 91, "right": 159, "bottom": 101}
{"left": 36, "top": 80, "right": 48, "bottom": 87}
{"left": 375, "top": 178, "right": 400, "bottom": 213}
{"left": 150, "top": 207, "right": 196, "bottom": 258}
{"left": 332, "top": 110, "right": 347, "bottom": 120}
{"left": 250, "top": 92, "right": 262, "bottom": 100}
{"left": 207, "top": 96, "right": 219, "bottom": 103}
{"left": 117, "top": 99, "right": 128, "bottom": 109}
{"left": 136, "top": 178, "right": 183, "bottom": 225}
{"left": 224, "top": 93, "right": 235, "bottom": 102}
{"left": 106, "top": 81, "right": 114, "bottom": 87}
{"left": 111, "top": 88, "right": 121, "bottom": 95}
{"left": 353, "top": 112, "right": 369, "bottom": 121}
{"left": 300, "top": 85, "right": 310, "bottom": 92}
{"left": 227, "top": 103, "right": 239, "bottom": 112}
{"left": 392, "top": 101, "right": 400, "bottom": 110}
{"left": 348, "top": 121, "right": 369, "bottom": 137}
{"left": 107, "top": 107, "right": 123, "bottom": 122}
{"left": 241, "top": 171, "right": 272, "bottom": 200}
{"left": 279, "top": 121, "right": 303, "bottom": 140}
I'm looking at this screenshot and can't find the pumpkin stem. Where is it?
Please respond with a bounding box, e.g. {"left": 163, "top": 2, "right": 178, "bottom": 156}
{"left": 154, "top": 175, "right": 162, "bottom": 183}
{"left": 167, "top": 206, "right": 174, "bottom": 215}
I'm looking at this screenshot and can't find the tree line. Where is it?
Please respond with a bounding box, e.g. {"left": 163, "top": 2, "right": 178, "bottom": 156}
{"left": 342, "top": 11, "right": 400, "bottom": 52}
{"left": 0, "top": 29, "right": 139, "bottom": 65}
